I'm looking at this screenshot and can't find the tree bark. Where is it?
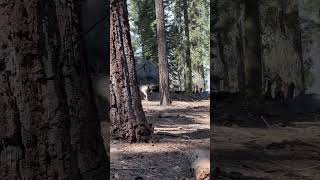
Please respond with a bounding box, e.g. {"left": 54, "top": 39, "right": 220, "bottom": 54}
{"left": 110, "top": 0, "right": 153, "bottom": 142}
{"left": 236, "top": 22, "right": 246, "bottom": 93}
{"left": 210, "top": 0, "right": 218, "bottom": 93}
{"left": 201, "top": 64, "right": 206, "bottom": 91}
{"left": 0, "top": 1, "right": 108, "bottom": 179}
{"left": 217, "top": 32, "right": 230, "bottom": 91}
{"left": 290, "top": 4, "right": 306, "bottom": 94}
{"left": 155, "top": 0, "right": 172, "bottom": 106}
{"left": 244, "top": 0, "right": 262, "bottom": 98}
{"left": 183, "top": 0, "right": 193, "bottom": 93}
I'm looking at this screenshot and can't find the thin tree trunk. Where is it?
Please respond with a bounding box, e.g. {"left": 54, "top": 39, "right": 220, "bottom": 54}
{"left": 201, "top": 64, "right": 206, "bottom": 90}
{"left": 244, "top": 0, "right": 262, "bottom": 98}
{"left": 184, "top": 71, "right": 187, "bottom": 91}
{"left": 155, "top": 0, "right": 172, "bottom": 106}
{"left": 236, "top": 22, "right": 246, "bottom": 93}
{"left": 183, "top": 0, "right": 193, "bottom": 93}
{"left": 291, "top": 5, "right": 306, "bottom": 94}
{"left": 110, "top": 0, "right": 153, "bottom": 142}
{"left": 0, "top": 1, "right": 108, "bottom": 179}
{"left": 178, "top": 69, "right": 182, "bottom": 91}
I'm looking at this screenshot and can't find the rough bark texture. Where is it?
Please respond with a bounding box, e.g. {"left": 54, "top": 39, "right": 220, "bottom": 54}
{"left": 110, "top": 0, "right": 153, "bottom": 142}
{"left": 0, "top": 1, "right": 108, "bottom": 179}
{"left": 155, "top": 0, "right": 172, "bottom": 106}
{"left": 217, "top": 32, "right": 230, "bottom": 91}
{"left": 244, "top": 0, "right": 262, "bottom": 97}
{"left": 183, "top": 0, "right": 193, "bottom": 93}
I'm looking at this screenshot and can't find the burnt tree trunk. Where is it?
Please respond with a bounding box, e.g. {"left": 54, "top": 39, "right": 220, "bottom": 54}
{"left": 0, "top": 1, "right": 108, "bottom": 179}
{"left": 183, "top": 0, "right": 193, "bottom": 93}
{"left": 155, "top": 0, "right": 172, "bottom": 106}
{"left": 110, "top": 0, "right": 153, "bottom": 142}
{"left": 244, "top": 0, "right": 262, "bottom": 98}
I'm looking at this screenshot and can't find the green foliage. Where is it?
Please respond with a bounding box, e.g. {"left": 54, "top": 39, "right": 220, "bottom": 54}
{"left": 128, "top": 0, "right": 157, "bottom": 62}
{"left": 128, "top": 0, "right": 210, "bottom": 90}
{"left": 168, "top": 0, "right": 210, "bottom": 89}
{"left": 189, "top": 0, "right": 210, "bottom": 88}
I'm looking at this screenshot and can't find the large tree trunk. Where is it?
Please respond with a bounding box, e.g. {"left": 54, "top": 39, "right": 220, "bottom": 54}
{"left": 244, "top": 0, "right": 262, "bottom": 98}
{"left": 183, "top": 0, "right": 193, "bottom": 93}
{"left": 110, "top": 0, "right": 153, "bottom": 142}
{"left": 0, "top": 1, "right": 108, "bottom": 179}
{"left": 155, "top": 0, "right": 172, "bottom": 106}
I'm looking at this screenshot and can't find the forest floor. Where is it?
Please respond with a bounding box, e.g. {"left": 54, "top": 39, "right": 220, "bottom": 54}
{"left": 108, "top": 95, "right": 210, "bottom": 180}
{"left": 213, "top": 94, "right": 320, "bottom": 180}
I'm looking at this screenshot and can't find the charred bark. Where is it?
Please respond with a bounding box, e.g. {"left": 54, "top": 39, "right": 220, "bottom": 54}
{"left": 244, "top": 0, "right": 262, "bottom": 98}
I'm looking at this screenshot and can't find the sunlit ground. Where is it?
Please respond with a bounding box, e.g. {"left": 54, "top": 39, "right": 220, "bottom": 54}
{"left": 109, "top": 100, "right": 210, "bottom": 179}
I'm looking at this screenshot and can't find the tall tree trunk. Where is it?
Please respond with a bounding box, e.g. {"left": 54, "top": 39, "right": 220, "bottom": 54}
{"left": 210, "top": 0, "right": 218, "bottom": 170}
{"left": 290, "top": 4, "right": 306, "bottom": 94}
{"left": 155, "top": 0, "right": 172, "bottom": 106}
{"left": 236, "top": 22, "right": 246, "bottom": 93}
{"left": 110, "top": 0, "right": 153, "bottom": 142}
{"left": 183, "top": 0, "right": 193, "bottom": 93}
{"left": 244, "top": 0, "right": 262, "bottom": 98}
{"left": 0, "top": 1, "right": 108, "bottom": 179}
{"left": 211, "top": 0, "right": 218, "bottom": 93}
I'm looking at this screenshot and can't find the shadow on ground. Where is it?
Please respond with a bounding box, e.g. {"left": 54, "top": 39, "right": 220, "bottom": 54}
{"left": 110, "top": 100, "right": 210, "bottom": 179}
{"left": 111, "top": 150, "right": 194, "bottom": 179}
{"left": 146, "top": 92, "right": 210, "bottom": 102}
{"left": 213, "top": 93, "right": 320, "bottom": 180}
{"left": 213, "top": 94, "right": 320, "bottom": 128}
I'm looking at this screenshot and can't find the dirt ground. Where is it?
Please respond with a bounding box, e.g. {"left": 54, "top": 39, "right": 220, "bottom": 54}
{"left": 212, "top": 97, "right": 320, "bottom": 180}
{"left": 108, "top": 98, "right": 210, "bottom": 180}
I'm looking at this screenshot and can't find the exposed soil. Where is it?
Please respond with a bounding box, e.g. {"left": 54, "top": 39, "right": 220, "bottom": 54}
{"left": 108, "top": 98, "right": 210, "bottom": 180}
{"left": 212, "top": 96, "right": 320, "bottom": 180}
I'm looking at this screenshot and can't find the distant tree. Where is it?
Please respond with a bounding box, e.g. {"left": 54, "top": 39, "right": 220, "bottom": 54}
{"left": 189, "top": 0, "right": 210, "bottom": 91}
{"left": 290, "top": 3, "right": 306, "bottom": 94}
{"left": 183, "top": 0, "right": 193, "bottom": 93}
{"left": 110, "top": 0, "right": 153, "bottom": 142}
{"left": 155, "top": 0, "right": 172, "bottom": 106}
{"left": 128, "top": 0, "right": 209, "bottom": 92}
